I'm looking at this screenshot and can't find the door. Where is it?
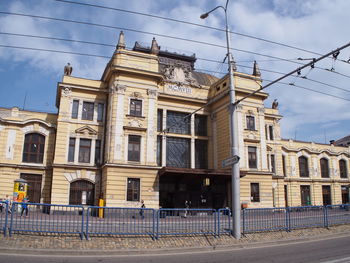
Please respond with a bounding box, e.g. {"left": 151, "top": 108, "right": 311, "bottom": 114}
{"left": 284, "top": 185, "right": 288, "bottom": 207}
{"left": 300, "top": 185, "right": 311, "bottom": 206}
{"left": 20, "top": 173, "right": 42, "bottom": 203}
{"left": 322, "top": 185, "right": 332, "bottom": 206}
{"left": 69, "top": 180, "right": 95, "bottom": 205}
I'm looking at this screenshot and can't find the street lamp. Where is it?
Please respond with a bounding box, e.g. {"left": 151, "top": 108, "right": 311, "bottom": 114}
{"left": 201, "top": 0, "right": 241, "bottom": 239}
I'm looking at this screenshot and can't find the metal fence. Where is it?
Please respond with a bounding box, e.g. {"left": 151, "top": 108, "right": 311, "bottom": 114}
{"left": 1, "top": 202, "right": 350, "bottom": 239}
{"left": 0, "top": 201, "right": 8, "bottom": 236}
{"left": 8, "top": 202, "right": 84, "bottom": 239}
{"left": 86, "top": 206, "right": 156, "bottom": 239}
{"left": 156, "top": 208, "right": 217, "bottom": 238}
{"left": 242, "top": 204, "right": 350, "bottom": 234}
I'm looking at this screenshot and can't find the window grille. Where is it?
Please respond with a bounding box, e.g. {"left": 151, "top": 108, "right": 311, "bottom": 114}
{"left": 166, "top": 111, "right": 190, "bottom": 135}
{"left": 166, "top": 137, "right": 190, "bottom": 168}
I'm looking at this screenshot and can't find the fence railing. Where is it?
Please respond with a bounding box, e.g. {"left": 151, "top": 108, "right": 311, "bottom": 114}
{"left": 1, "top": 202, "right": 349, "bottom": 239}
{"left": 86, "top": 206, "right": 156, "bottom": 239}
{"left": 242, "top": 204, "right": 350, "bottom": 234}
{"left": 8, "top": 202, "right": 84, "bottom": 239}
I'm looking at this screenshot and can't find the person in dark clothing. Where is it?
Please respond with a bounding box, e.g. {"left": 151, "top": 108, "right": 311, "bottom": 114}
{"left": 139, "top": 200, "right": 145, "bottom": 219}
{"left": 21, "top": 197, "right": 29, "bottom": 217}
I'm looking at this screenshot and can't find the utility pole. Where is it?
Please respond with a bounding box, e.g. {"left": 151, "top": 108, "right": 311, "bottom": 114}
{"left": 201, "top": 0, "right": 241, "bottom": 239}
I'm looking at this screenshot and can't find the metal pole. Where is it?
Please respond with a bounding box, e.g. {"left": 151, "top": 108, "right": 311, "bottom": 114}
{"left": 224, "top": 2, "right": 241, "bottom": 240}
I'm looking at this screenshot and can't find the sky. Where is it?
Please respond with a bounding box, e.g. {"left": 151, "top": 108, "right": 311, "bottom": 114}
{"left": 1, "top": 0, "right": 350, "bottom": 143}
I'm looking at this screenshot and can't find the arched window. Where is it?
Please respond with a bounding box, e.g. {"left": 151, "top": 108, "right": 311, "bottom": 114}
{"left": 22, "top": 133, "right": 45, "bottom": 163}
{"left": 320, "top": 158, "right": 329, "bottom": 178}
{"left": 339, "top": 159, "right": 348, "bottom": 178}
{"left": 299, "top": 156, "right": 309, "bottom": 177}
{"left": 69, "top": 180, "right": 95, "bottom": 205}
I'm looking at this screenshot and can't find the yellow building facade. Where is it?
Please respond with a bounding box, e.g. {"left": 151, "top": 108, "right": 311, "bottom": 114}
{"left": 0, "top": 32, "right": 349, "bottom": 208}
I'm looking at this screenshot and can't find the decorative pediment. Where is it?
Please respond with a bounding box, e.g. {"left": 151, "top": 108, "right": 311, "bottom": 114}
{"left": 75, "top": 126, "right": 97, "bottom": 135}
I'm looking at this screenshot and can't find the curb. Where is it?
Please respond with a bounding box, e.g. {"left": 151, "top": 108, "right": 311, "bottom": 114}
{"left": 1, "top": 230, "right": 350, "bottom": 256}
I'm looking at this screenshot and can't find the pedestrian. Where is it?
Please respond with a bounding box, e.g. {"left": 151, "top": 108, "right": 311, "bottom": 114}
{"left": 21, "top": 196, "right": 29, "bottom": 217}
{"left": 139, "top": 200, "right": 145, "bottom": 219}
{"left": 184, "top": 200, "right": 190, "bottom": 218}
{"left": 5, "top": 195, "right": 12, "bottom": 214}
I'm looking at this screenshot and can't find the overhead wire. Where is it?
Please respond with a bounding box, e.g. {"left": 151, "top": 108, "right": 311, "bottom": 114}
{"left": 53, "top": 0, "right": 343, "bottom": 64}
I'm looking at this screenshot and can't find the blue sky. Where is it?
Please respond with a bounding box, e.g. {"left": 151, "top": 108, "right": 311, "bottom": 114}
{"left": 1, "top": 0, "right": 350, "bottom": 143}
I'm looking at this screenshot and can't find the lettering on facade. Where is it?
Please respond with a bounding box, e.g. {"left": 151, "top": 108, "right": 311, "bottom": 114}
{"left": 167, "top": 84, "right": 192, "bottom": 94}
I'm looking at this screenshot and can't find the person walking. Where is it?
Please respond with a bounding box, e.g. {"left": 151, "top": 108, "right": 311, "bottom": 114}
{"left": 139, "top": 200, "right": 145, "bottom": 219}
{"left": 5, "top": 195, "right": 12, "bottom": 214}
{"left": 184, "top": 200, "right": 190, "bottom": 218}
{"left": 20, "top": 196, "right": 29, "bottom": 217}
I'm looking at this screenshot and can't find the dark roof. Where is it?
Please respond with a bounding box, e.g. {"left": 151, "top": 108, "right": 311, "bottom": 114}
{"left": 334, "top": 135, "right": 350, "bottom": 146}
{"left": 192, "top": 71, "right": 219, "bottom": 86}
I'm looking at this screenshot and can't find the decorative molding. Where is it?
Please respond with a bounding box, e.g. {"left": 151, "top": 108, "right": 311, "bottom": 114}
{"left": 75, "top": 126, "right": 98, "bottom": 135}
{"left": 147, "top": 89, "right": 158, "bottom": 99}
{"left": 62, "top": 87, "right": 72, "bottom": 97}
{"left": 115, "top": 84, "right": 126, "bottom": 95}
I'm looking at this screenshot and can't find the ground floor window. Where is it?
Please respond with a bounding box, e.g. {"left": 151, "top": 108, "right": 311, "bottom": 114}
{"left": 127, "top": 178, "right": 140, "bottom": 202}
{"left": 250, "top": 183, "right": 260, "bottom": 202}
{"left": 69, "top": 180, "right": 95, "bottom": 205}
{"left": 322, "top": 185, "right": 332, "bottom": 206}
{"left": 20, "top": 173, "right": 42, "bottom": 203}
{"left": 300, "top": 185, "right": 311, "bottom": 206}
{"left": 341, "top": 186, "right": 349, "bottom": 204}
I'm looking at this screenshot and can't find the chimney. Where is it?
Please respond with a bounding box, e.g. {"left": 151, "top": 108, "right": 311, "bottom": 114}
{"left": 330, "top": 140, "right": 335, "bottom": 145}
{"left": 150, "top": 37, "right": 160, "bottom": 55}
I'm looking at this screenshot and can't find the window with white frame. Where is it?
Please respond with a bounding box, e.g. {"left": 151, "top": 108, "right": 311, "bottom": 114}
{"left": 71, "top": 100, "right": 105, "bottom": 122}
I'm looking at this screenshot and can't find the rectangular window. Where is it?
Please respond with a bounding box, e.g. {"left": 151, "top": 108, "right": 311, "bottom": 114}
{"left": 157, "top": 109, "right": 163, "bottom": 132}
{"left": 271, "top": 154, "right": 276, "bottom": 173}
{"left": 128, "top": 135, "right": 141, "bottom": 162}
{"left": 78, "top": 139, "right": 91, "bottom": 163}
{"left": 95, "top": 139, "right": 101, "bottom": 165}
{"left": 246, "top": 116, "right": 255, "bottom": 130}
{"left": 341, "top": 186, "right": 349, "bottom": 204}
{"left": 157, "top": 135, "right": 162, "bottom": 166}
{"left": 322, "top": 185, "right": 332, "bottom": 206}
{"left": 82, "top": 102, "right": 94, "bottom": 120}
{"left": 97, "top": 103, "right": 104, "bottom": 122}
{"left": 166, "top": 137, "right": 190, "bottom": 168}
{"left": 195, "top": 139, "right": 208, "bottom": 169}
{"left": 167, "top": 111, "right": 191, "bottom": 135}
{"left": 68, "top": 138, "right": 76, "bottom": 162}
{"left": 269, "top": 125, "right": 274, "bottom": 140}
{"left": 300, "top": 185, "right": 311, "bottom": 206}
{"left": 250, "top": 183, "right": 260, "bottom": 202}
{"left": 248, "top": 146, "right": 257, "bottom": 169}
{"left": 195, "top": 115, "right": 207, "bottom": 136}
{"left": 282, "top": 155, "right": 287, "bottom": 176}
{"left": 72, "top": 100, "right": 79, "bottom": 119}
{"left": 127, "top": 178, "right": 140, "bottom": 202}
{"left": 130, "top": 99, "right": 142, "bottom": 116}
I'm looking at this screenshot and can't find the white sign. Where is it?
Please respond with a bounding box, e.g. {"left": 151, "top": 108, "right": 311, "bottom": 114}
{"left": 222, "top": 155, "right": 240, "bottom": 167}
{"left": 167, "top": 84, "right": 192, "bottom": 94}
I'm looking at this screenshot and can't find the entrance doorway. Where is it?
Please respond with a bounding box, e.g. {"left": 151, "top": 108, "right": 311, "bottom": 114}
{"left": 69, "top": 180, "right": 95, "bottom": 205}
{"left": 300, "top": 185, "right": 311, "bottom": 206}
{"left": 322, "top": 185, "right": 332, "bottom": 206}
{"left": 20, "top": 173, "right": 42, "bottom": 203}
{"left": 159, "top": 174, "right": 229, "bottom": 209}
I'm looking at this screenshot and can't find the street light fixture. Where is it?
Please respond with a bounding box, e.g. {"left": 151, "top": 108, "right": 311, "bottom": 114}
{"left": 201, "top": 0, "right": 241, "bottom": 239}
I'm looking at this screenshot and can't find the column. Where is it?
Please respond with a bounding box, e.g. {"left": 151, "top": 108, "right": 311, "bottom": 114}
{"left": 190, "top": 114, "right": 195, "bottom": 169}
{"left": 211, "top": 113, "right": 218, "bottom": 169}
{"left": 258, "top": 107, "right": 268, "bottom": 169}
{"left": 114, "top": 85, "right": 126, "bottom": 161}
{"left": 161, "top": 109, "right": 167, "bottom": 167}
{"left": 146, "top": 89, "right": 157, "bottom": 164}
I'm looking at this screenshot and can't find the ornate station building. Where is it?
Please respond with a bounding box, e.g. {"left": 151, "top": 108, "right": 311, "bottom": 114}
{"left": 0, "top": 32, "right": 349, "bottom": 208}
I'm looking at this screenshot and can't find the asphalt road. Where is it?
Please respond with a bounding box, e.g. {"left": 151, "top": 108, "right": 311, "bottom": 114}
{"left": 1, "top": 234, "right": 350, "bottom": 263}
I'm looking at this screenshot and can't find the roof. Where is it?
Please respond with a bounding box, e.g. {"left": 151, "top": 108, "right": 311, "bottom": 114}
{"left": 334, "top": 135, "right": 350, "bottom": 146}
{"left": 192, "top": 71, "right": 219, "bottom": 86}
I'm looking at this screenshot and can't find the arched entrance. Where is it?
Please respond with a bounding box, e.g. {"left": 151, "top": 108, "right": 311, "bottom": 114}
{"left": 69, "top": 180, "right": 95, "bottom": 205}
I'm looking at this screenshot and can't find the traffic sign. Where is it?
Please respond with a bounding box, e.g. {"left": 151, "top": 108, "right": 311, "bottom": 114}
{"left": 222, "top": 155, "right": 240, "bottom": 167}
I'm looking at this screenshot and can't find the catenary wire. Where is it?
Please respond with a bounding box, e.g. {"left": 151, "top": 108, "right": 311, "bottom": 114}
{"left": 2, "top": 11, "right": 349, "bottom": 80}
{"left": 53, "top": 0, "right": 343, "bottom": 63}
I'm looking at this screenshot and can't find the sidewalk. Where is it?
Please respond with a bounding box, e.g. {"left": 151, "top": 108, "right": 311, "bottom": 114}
{"left": 1, "top": 224, "right": 350, "bottom": 255}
